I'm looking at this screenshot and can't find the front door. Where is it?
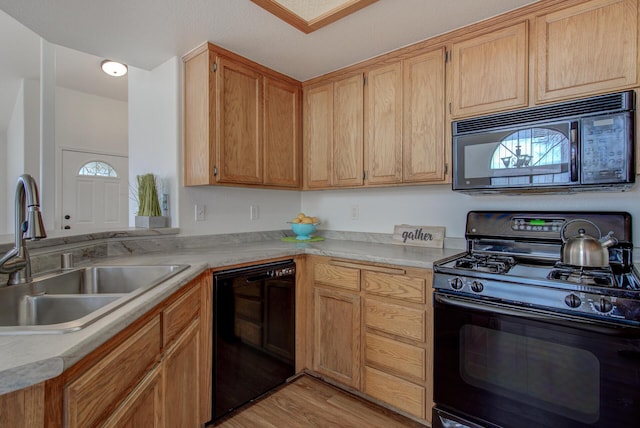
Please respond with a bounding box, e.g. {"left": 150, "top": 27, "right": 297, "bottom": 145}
{"left": 61, "top": 150, "right": 128, "bottom": 232}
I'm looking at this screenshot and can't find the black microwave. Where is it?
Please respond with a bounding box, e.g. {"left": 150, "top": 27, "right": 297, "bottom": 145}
{"left": 452, "top": 91, "right": 635, "bottom": 194}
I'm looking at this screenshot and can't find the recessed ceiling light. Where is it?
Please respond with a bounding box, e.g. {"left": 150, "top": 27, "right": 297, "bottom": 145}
{"left": 251, "top": 0, "right": 378, "bottom": 33}
{"left": 100, "top": 60, "right": 128, "bottom": 77}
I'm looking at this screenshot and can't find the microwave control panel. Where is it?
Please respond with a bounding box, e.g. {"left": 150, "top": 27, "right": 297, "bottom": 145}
{"left": 581, "top": 113, "right": 632, "bottom": 184}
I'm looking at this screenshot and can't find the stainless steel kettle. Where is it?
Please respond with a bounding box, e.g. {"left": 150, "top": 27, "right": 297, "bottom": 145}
{"left": 560, "top": 219, "right": 617, "bottom": 267}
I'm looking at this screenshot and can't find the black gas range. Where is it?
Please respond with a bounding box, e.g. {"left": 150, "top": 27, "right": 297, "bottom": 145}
{"left": 432, "top": 211, "right": 640, "bottom": 428}
{"left": 433, "top": 211, "right": 640, "bottom": 326}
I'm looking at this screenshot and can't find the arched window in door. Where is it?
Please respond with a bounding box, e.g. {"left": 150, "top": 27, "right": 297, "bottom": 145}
{"left": 78, "top": 161, "right": 118, "bottom": 178}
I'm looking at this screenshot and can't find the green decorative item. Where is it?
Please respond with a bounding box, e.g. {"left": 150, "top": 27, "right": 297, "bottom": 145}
{"left": 135, "top": 174, "right": 167, "bottom": 228}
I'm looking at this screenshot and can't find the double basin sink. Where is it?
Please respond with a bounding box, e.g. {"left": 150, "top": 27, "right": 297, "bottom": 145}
{"left": 0, "top": 264, "right": 189, "bottom": 335}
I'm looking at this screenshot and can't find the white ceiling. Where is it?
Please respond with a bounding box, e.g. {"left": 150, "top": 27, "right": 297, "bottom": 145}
{"left": 0, "top": 9, "right": 128, "bottom": 132}
{"left": 0, "top": 0, "right": 539, "bottom": 131}
{"left": 0, "top": 0, "right": 538, "bottom": 81}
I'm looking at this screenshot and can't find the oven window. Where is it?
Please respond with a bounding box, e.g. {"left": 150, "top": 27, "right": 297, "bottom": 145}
{"left": 460, "top": 325, "right": 600, "bottom": 424}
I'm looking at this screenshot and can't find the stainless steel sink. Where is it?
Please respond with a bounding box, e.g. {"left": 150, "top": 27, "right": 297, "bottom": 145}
{"left": 0, "top": 264, "right": 190, "bottom": 334}
{"left": 43, "top": 264, "right": 190, "bottom": 295}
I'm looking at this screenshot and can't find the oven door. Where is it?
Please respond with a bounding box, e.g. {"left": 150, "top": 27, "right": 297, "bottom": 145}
{"left": 433, "top": 292, "right": 640, "bottom": 428}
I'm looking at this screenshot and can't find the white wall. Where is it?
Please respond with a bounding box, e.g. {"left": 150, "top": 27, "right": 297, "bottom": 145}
{"left": 0, "top": 132, "right": 6, "bottom": 234}
{"left": 180, "top": 186, "right": 301, "bottom": 236}
{"left": 128, "top": 58, "right": 180, "bottom": 225}
{"left": 5, "top": 82, "right": 25, "bottom": 235}
{"left": 56, "top": 86, "right": 128, "bottom": 155}
{"left": 3, "top": 79, "right": 40, "bottom": 235}
{"left": 302, "top": 184, "right": 640, "bottom": 242}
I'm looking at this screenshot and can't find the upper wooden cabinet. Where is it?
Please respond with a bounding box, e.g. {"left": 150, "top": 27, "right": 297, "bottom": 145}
{"left": 183, "top": 43, "right": 302, "bottom": 188}
{"left": 365, "top": 62, "right": 403, "bottom": 184}
{"left": 264, "top": 77, "right": 302, "bottom": 187}
{"left": 334, "top": 74, "right": 365, "bottom": 186}
{"left": 304, "top": 82, "right": 333, "bottom": 188}
{"left": 450, "top": 22, "right": 528, "bottom": 118}
{"left": 217, "top": 57, "right": 263, "bottom": 185}
{"left": 535, "top": 0, "right": 638, "bottom": 102}
{"left": 365, "top": 50, "right": 446, "bottom": 184}
{"left": 402, "top": 49, "right": 446, "bottom": 183}
{"left": 304, "top": 74, "right": 365, "bottom": 189}
{"left": 304, "top": 48, "right": 447, "bottom": 189}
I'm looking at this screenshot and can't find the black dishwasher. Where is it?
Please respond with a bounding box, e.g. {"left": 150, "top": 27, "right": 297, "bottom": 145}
{"left": 212, "top": 260, "right": 296, "bottom": 422}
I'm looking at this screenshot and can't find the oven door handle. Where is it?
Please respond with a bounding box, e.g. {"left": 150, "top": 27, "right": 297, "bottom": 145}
{"left": 434, "top": 292, "right": 640, "bottom": 336}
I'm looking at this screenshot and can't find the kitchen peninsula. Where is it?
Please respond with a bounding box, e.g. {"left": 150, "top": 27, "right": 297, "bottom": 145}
{"left": 0, "top": 229, "right": 461, "bottom": 426}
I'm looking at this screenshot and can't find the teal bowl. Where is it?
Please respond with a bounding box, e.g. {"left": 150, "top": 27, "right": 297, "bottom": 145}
{"left": 291, "top": 223, "right": 318, "bottom": 240}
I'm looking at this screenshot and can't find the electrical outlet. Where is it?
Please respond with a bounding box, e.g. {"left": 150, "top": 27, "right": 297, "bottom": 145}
{"left": 250, "top": 205, "right": 260, "bottom": 221}
{"left": 195, "top": 204, "right": 206, "bottom": 222}
{"left": 351, "top": 204, "right": 359, "bottom": 220}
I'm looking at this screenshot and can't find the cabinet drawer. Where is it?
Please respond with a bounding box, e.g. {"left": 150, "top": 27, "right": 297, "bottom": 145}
{"left": 163, "top": 284, "right": 201, "bottom": 347}
{"left": 364, "top": 299, "right": 425, "bottom": 342}
{"left": 65, "top": 316, "right": 162, "bottom": 428}
{"left": 363, "top": 366, "right": 425, "bottom": 419}
{"left": 314, "top": 262, "right": 360, "bottom": 291}
{"left": 364, "top": 333, "right": 425, "bottom": 381}
{"left": 363, "top": 271, "right": 425, "bottom": 303}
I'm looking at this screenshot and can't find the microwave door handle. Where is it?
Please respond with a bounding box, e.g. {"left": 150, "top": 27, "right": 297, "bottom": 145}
{"left": 570, "top": 121, "right": 579, "bottom": 182}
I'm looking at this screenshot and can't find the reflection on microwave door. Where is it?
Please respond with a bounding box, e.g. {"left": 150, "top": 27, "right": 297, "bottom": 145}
{"left": 452, "top": 91, "right": 635, "bottom": 194}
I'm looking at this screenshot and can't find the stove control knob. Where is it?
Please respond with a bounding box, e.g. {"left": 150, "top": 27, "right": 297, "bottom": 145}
{"left": 593, "top": 297, "right": 613, "bottom": 313}
{"left": 449, "top": 277, "right": 464, "bottom": 290}
{"left": 470, "top": 280, "right": 484, "bottom": 293}
{"left": 564, "top": 294, "right": 581, "bottom": 308}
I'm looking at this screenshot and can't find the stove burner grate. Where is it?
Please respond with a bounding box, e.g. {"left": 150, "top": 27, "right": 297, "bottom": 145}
{"left": 547, "top": 264, "right": 616, "bottom": 287}
{"left": 454, "top": 254, "right": 516, "bottom": 274}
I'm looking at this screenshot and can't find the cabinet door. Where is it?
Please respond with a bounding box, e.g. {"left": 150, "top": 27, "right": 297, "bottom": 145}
{"left": 163, "top": 320, "right": 201, "bottom": 428}
{"left": 102, "top": 365, "right": 163, "bottom": 428}
{"left": 403, "top": 49, "right": 446, "bottom": 182}
{"left": 263, "top": 77, "right": 301, "bottom": 187}
{"left": 184, "top": 48, "right": 216, "bottom": 185}
{"left": 304, "top": 82, "right": 334, "bottom": 188}
{"left": 65, "top": 317, "right": 162, "bottom": 428}
{"left": 313, "top": 287, "right": 361, "bottom": 388}
{"left": 0, "top": 383, "right": 44, "bottom": 428}
{"left": 535, "top": 0, "right": 638, "bottom": 102}
{"left": 217, "top": 56, "right": 263, "bottom": 184}
{"left": 451, "top": 22, "right": 528, "bottom": 117}
{"left": 333, "top": 74, "right": 364, "bottom": 186}
{"left": 365, "top": 62, "right": 402, "bottom": 184}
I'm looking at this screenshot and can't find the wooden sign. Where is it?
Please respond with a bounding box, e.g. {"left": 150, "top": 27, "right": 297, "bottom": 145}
{"left": 392, "top": 224, "right": 445, "bottom": 248}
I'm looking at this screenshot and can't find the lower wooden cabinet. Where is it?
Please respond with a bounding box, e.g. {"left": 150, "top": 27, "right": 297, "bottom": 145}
{"left": 312, "top": 287, "right": 361, "bottom": 389}
{"left": 163, "top": 320, "right": 201, "bottom": 428}
{"left": 65, "top": 316, "right": 162, "bottom": 428}
{"left": 0, "top": 270, "right": 215, "bottom": 428}
{"left": 308, "top": 256, "right": 433, "bottom": 424}
{"left": 102, "top": 365, "right": 163, "bottom": 428}
{"left": 363, "top": 366, "right": 426, "bottom": 419}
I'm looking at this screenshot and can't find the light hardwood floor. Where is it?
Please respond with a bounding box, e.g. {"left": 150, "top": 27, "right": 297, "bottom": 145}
{"left": 213, "top": 375, "right": 426, "bottom": 427}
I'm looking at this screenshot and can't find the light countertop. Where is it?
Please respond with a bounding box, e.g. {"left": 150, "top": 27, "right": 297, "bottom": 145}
{"left": 0, "top": 238, "right": 462, "bottom": 395}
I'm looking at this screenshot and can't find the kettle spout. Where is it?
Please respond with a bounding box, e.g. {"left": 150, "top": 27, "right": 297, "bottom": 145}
{"left": 599, "top": 231, "right": 618, "bottom": 248}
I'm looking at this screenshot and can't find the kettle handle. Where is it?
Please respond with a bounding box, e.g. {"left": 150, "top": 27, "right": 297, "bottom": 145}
{"left": 560, "top": 219, "right": 601, "bottom": 243}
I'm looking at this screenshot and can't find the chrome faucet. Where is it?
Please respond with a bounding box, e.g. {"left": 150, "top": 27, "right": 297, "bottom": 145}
{"left": 0, "top": 174, "right": 47, "bottom": 285}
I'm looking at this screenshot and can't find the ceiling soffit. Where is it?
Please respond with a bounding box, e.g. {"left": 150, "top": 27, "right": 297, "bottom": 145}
{"left": 250, "top": 0, "right": 378, "bottom": 33}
